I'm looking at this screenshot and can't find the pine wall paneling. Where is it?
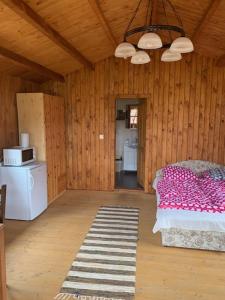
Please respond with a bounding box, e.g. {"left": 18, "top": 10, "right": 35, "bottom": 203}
{"left": 44, "top": 94, "right": 67, "bottom": 203}
{"left": 41, "top": 53, "right": 225, "bottom": 192}
{"left": 0, "top": 74, "right": 40, "bottom": 159}
{"left": 17, "top": 93, "right": 46, "bottom": 160}
{"left": 17, "top": 93, "right": 66, "bottom": 203}
{"left": 0, "top": 75, "right": 66, "bottom": 202}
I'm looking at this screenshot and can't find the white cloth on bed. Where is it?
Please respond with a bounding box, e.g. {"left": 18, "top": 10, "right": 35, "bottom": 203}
{"left": 153, "top": 190, "right": 225, "bottom": 233}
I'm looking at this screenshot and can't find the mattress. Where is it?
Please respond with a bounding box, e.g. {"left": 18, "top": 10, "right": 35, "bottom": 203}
{"left": 153, "top": 177, "right": 225, "bottom": 234}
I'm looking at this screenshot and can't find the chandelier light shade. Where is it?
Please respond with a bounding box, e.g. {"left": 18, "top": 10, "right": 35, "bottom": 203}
{"left": 114, "top": 0, "right": 194, "bottom": 64}
{"left": 131, "top": 51, "right": 151, "bottom": 64}
{"left": 170, "top": 37, "right": 194, "bottom": 53}
{"left": 161, "top": 49, "right": 182, "bottom": 62}
{"left": 114, "top": 42, "right": 136, "bottom": 58}
{"left": 138, "top": 32, "right": 163, "bottom": 49}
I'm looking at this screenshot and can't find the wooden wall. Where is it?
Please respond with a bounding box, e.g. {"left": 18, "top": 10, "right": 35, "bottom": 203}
{"left": 16, "top": 92, "right": 66, "bottom": 203}
{"left": 44, "top": 94, "right": 66, "bottom": 203}
{"left": 0, "top": 74, "right": 40, "bottom": 159}
{"left": 17, "top": 93, "right": 47, "bottom": 161}
{"left": 41, "top": 52, "right": 225, "bottom": 192}
{"left": 0, "top": 75, "right": 66, "bottom": 203}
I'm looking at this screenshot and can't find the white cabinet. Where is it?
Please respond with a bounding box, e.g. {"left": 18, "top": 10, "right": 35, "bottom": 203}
{"left": 0, "top": 163, "right": 47, "bottom": 220}
{"left": 29, "top": 165, "right": 48, "bottom": 220}
{"left": 123, "top": 145, "right": 137, "bottom": 171}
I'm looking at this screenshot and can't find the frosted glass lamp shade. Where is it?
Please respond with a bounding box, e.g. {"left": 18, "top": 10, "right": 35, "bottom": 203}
{"left": 131, "top": 51, "right": 151, "bottom": 64}
{"left": 115, "top": 42, "right": 136, "bottom": 58}
{"left": 170, "top": 37, "right": 194, "bottom": 53}
{"left": 138, "top": 32, "right": 162, "bottom": 49}
{"left": 161, "top": 49, "right": 182, "bottom": 62}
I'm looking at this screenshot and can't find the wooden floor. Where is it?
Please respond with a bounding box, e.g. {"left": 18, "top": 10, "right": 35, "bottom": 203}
{"left": 5, "top": 190, "right": 225, "bottom": 300}
{"left": 115, "top": 171, "right": 143, "bottom": 190}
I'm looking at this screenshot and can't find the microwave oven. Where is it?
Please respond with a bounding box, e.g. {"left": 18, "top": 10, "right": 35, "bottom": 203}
{"left": 3, "top": 147, "right": 36, "bottom": 166}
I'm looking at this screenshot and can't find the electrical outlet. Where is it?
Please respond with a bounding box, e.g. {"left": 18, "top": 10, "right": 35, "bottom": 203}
{"left": 99, "top": 134, "right": 104, "bottom": 140}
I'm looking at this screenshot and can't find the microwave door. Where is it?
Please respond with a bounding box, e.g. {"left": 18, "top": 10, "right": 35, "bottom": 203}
{"left": 22, "top": 149, "right": 34, "bottom": 164}
{"left": 20, "top": 150, "right": 23, "bottom": 165}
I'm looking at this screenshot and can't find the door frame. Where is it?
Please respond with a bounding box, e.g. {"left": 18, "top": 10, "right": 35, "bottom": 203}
{"left": 112, "top": 94, "right": 149, "bottom": 192}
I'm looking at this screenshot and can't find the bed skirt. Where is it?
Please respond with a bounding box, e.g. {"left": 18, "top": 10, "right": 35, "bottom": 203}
{"left": 161, "top": 228, "right": 225, "bottom": 251}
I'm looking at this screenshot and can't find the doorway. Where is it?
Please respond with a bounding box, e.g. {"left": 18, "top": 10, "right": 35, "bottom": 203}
{"left": 115, "top": 98, "right": 146, "bottom": 190}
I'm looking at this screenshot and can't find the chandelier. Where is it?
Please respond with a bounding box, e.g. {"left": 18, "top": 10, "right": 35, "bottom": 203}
{"left": 115, "top": 0, "right": 194, "bottom": 64}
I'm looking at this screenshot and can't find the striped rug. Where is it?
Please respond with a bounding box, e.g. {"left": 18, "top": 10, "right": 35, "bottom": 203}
{"left": 59, "top": 206, "right": 139, "bottom": 300}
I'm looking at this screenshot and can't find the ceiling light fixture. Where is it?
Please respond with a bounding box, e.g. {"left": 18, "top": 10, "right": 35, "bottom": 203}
{"left": 170, "top": 37, "right": 194, "bottom": 53}
{"left": 131, "top": 50, "right": 151, "bottom": 64}
{"left": 138, "top": 32, "right": 162, "bottom": 49}
{"left": 114, "top": 0, "right": 194, "bottom": 64}
{"left": 115, "top": 42, "right": 136, "bottom": 58}
{"left": 161, "top": 49, "right": 182, "bottom": 62}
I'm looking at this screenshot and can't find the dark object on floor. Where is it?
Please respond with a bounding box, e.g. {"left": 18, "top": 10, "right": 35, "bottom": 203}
{"left": 0, "top": 185, "right": 6, "bottom": 223}
{"left": 116, "top": 171, "right": 143, "bottom": 189}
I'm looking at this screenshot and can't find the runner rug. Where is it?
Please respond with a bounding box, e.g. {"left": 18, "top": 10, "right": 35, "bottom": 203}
{"left": 58, "top": 206, "right": 139, "bottom": 300}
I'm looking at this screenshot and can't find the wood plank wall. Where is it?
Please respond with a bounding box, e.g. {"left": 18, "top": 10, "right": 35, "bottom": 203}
{"left": 0, "top": 76, "right": 66, "bottom": 202}
{"left": 16, "top": 92, "right": 66, "bottom": 203}
{"left": 44, "top": 94, "right": 67, "bottom": 203}
{"left": 0, "top": 74, "right": 40, "bottom": 160}
{"left": 41, "top": 52, "right": 225, "bottom": 192}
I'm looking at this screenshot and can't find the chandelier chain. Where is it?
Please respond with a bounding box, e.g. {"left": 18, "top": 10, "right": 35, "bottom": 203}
{"left": 145, "top": 0, "right": 152, "bottom": 26}
{"left": 125, "top": 0, "right": 144, "bottom": 38}
{"left": 115, "top": 0, "right": 194, "bottom": 62}
{"left": 125, "top": 0, "right": 185, "bottom": 41}
{"left": 166, "top": 0, "right": 184, "bottom": 29}
{"left": 162, "top": 0, "right": 173, "bottom": 42}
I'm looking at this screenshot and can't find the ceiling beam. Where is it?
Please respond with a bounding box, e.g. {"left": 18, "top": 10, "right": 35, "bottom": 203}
{"left": 0, "top": 46, "right": 65, "bottom": 82}
{"left": 192, "top": 0, "right": 221, "bottom": 43}
{"left": 88, "top": 0, "right": 117, "bottom": 47}
{"left": 216, "top": 54, "right": 225, "bottom": 67}
{"left": 1, "top": 0, "right": 94, "bottom": 69}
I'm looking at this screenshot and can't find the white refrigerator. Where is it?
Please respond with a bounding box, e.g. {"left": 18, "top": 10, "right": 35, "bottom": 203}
{"left": 0, "top": 162, "right": 48, "bottom": 220}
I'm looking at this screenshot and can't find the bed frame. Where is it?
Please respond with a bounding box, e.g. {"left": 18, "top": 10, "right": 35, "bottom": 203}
{"left": 161, "top": 228, "right": 225, "bottom": 251}
{"left": 156, "top": 160, "right": 225, "bottom": 252}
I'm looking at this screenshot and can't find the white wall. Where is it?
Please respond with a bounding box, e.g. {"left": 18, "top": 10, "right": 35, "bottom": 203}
{"left": 116, "top": 121, "right": 137, "bottom": 159}
{"left": 115, "top": 99, "right": 139, "bottom": 160}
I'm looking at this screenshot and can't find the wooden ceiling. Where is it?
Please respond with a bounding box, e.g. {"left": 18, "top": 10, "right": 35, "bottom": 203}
{"left": 0, "top": 0, "right": 224, "bottom": 83}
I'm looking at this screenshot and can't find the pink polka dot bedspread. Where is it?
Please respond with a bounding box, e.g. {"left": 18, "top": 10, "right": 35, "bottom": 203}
{"left": 157, "top": 166, "right": 225, "bottom": 213}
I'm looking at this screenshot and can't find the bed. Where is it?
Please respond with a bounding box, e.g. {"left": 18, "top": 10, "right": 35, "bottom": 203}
{"left": 153, "top": 160, "right": 225, "bottom": 251}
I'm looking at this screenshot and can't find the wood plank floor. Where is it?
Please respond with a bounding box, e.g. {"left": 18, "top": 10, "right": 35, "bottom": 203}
{"left": 5, "top": 190, "right": 225, "bottom": 300}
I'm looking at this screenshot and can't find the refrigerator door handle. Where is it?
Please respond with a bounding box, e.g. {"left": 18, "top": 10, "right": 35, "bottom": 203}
{"left": 29, "top": 173, "right": 35, "bottom": 190}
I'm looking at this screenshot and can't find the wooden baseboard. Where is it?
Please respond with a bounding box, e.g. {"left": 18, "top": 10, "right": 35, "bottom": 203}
{"left": 114, "top": 188, "right": 144, "bottom": 193}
